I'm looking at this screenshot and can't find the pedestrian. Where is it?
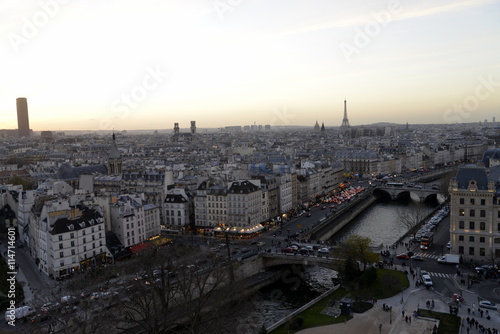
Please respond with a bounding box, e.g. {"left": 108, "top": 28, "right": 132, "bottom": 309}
{"left": 402, "top": 310, "right": 405, "bottom": 318}
{"left": 409, "top": 316, "right": 411, "bottom": 324}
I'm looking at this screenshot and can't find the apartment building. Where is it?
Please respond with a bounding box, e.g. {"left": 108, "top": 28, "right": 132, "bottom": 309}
{"left": 449, "top": 165, "right": 500, "bottom": 264}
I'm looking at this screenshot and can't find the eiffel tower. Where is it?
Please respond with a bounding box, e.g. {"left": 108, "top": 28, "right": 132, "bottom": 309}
{"left": 341, "top": 99, "right": 350, "bottom": 128}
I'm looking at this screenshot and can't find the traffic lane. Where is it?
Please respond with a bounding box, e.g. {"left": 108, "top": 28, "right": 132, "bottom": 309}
{"left": 470, "top": 282, "right": 500, "bottom": 304}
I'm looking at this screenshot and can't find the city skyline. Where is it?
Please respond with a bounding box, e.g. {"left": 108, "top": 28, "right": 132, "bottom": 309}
{"left": 1, "top": 0, "right": 500, "bottom": 131}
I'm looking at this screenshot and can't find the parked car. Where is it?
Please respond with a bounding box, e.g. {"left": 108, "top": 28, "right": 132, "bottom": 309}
{"left": 257, "top": 242, "right": 265, "bottom": 247}
{"left": 282, "top": 247, "right": 295, "bottom": 253}
{"left": 479, "top": 300, "right": 497, "bottom": 310}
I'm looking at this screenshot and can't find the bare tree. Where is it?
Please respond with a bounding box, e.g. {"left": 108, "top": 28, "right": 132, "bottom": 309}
{"left": 397, "top": 205, "right": 429, "bottom": 241}
{"left": 115, "top": 244, "right": 238, "bottom": 334}
{"left": 173, "top": 255, "right": 234, "bottom": 334}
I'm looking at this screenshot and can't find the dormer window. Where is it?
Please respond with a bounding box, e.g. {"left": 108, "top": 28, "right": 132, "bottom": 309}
{"left": 68, "top": 224, "right": 74, "bottom": 231}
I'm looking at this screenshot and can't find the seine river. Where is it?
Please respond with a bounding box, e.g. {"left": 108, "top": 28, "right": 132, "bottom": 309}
{"left": 330, "top": 196, "right": 438, "bottom": 247}
{"left": 235, "top": 197, "right": 439, "bottom": 333}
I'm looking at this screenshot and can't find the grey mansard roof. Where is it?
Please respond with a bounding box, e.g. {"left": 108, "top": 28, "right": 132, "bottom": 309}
{"left": 454, "top": 165, "right": 489, "bottom": 190}
{"left": 50, "top": 206, "right": 103, "bottom": 235}
{"left": 56, "top": 163, "right": 108, "bottom": 180}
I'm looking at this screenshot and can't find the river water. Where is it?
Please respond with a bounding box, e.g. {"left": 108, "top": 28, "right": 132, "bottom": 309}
{"left": 330, "top": 196, "right": 438, "bottom": 247}
{"left": 235, "top": 197, "right": 439, "bottom": 333}
{"left": 234, "top": 266, "right": 337, "bottom": 334}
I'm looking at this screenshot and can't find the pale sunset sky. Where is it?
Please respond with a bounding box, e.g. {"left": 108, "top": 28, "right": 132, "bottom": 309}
{"left": 1, "top": 0, "right": 499, "bottom": 131}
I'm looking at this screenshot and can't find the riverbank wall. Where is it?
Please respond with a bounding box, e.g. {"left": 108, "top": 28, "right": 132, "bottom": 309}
{"left": 308, "top": 192, "right": 378, "bottom": 242}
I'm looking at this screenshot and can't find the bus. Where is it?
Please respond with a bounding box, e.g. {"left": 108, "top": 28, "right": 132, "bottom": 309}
{"left": 420, "top": 232, "right": 434, "bottom": 250}
{"left": 386, "top": 182, "right": 404, "bottom": 188}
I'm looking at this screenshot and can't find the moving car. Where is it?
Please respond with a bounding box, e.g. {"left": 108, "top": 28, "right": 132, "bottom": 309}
{"left": 396, "top": 253, "right": 410, "bottom": 259}
{"left": 479, "top": 300, "right": 497, "bottom": 310}
{"left": 422, "top": 274, "right": 433, "bottom": 287}
{"left": 317, "top": 248, "right": 329, "bottom": 256}
{"left": 452, "top": 293, "right": 464, "bottom": 302}
{"left": 411, "top": 255, "right": 424, "bottom": 261}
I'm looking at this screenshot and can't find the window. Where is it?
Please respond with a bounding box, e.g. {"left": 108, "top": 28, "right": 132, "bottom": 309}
{"left": 459, "top": 221, "right": 464, "bottom": 229}
{"left": 480, "top": 210, "right": 486, "bottom": 218}
{"left": 480, "top": 237, "right": 485, "bottom": 243}
{"left": 481, "top": 199, "right": 486, "bottom": 205}
{"left": 459, "top": 209, "right": 465, "bottom": 216}
{"left": 59, "top": 235, "right": 63, "bottom": 241}
{"left": 71, "top": 249, "right": 75, "bottom": 255}
{"left": 498, "top": 211, "right": 500, "bottom": 218}
{"left": 83, "top": 238, "right": 86, "bottom": 243}
{"left": 460, "top": 198, "right": 464, "bottom": 204}
{"left": 459, "top": 235, "right": 464, "bottom": 241}
{"left": 60, "top": 260, "right": 64, "bottom": 267}
{"left": 59, "top": 251, "right": 64, "bottom": 258}
{"left": 469, "top": 236, "right": 475, "bottom": 242}
{"left": 83, "top": 246, "right": 86, "bottom": 252}
{"left": 480, "top": 248, "right": 485, "bottom": 256}
{"left": 458, "top": 246, "right": 464, "bottom": 254}
{"left": 470, "top": 221, "right": 475, "bottom": 230}
{"left": 71, "top": 241, "right": 75, "bottom": 247}
{"left": 470, "top": 199, "right": 475, "bottom": 205}
{"left": 82, "top": 230, "right": 85, "bottom": 235}
{"left": 70, "top": 233, "right": 74, "bottom": 239}
{"left": 59, "top": 243, "right": 63, "bottom": 249}
{"left": 480, "top": 222, "right": 486, "bottom": 230}
{"left": 470, "top": 209, "right": 475, "bottom": 217}
{"left": 469, "top": 247, "right": 474, "bottom": 255}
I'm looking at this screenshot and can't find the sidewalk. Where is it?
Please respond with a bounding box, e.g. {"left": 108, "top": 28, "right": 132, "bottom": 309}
{"left": 296, "top": 283, "right": 440, "bottom": 334}
{"left": 296, "top": 270, "right": 500, "bottom": 334}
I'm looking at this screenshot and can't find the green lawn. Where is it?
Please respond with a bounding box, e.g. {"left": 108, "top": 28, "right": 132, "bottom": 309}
{"left": 270, "top": 269, "right": 407, "bottom": 334}
{"left": 270, "top": 288, "right": 352, "bottom": 334}
{"left": 417, "top": 309, "right": 461, "bottom": 334}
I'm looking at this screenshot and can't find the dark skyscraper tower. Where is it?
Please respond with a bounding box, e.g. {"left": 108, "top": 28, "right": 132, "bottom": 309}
{"left": 16, "top": 97, "right": 30, "bottom": 138}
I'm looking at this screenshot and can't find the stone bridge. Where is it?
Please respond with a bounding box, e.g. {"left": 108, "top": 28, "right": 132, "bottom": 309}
{"left": 260, "top": 253, "right": 340, "bottom": 271}
{"left": 375, "top": 185, "right": 445, "bottom": 202}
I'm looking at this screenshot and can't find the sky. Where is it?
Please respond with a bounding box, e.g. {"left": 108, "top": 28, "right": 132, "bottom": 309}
{"left": 1, "top": 0, "right": 500, "bottom": 131}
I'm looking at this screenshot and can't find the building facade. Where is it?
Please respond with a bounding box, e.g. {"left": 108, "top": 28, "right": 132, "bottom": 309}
{"left": 449, "top": 166, "right": 500, "bottom": 265}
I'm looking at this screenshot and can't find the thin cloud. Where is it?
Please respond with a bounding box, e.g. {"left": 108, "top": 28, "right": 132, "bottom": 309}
{"left": 270, "top": 0, "right": 498, "bottom": 39}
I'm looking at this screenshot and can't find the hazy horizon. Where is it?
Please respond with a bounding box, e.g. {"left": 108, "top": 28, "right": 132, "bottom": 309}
{"left": 1, "top": 0, "right": 499, "bottom": 131}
